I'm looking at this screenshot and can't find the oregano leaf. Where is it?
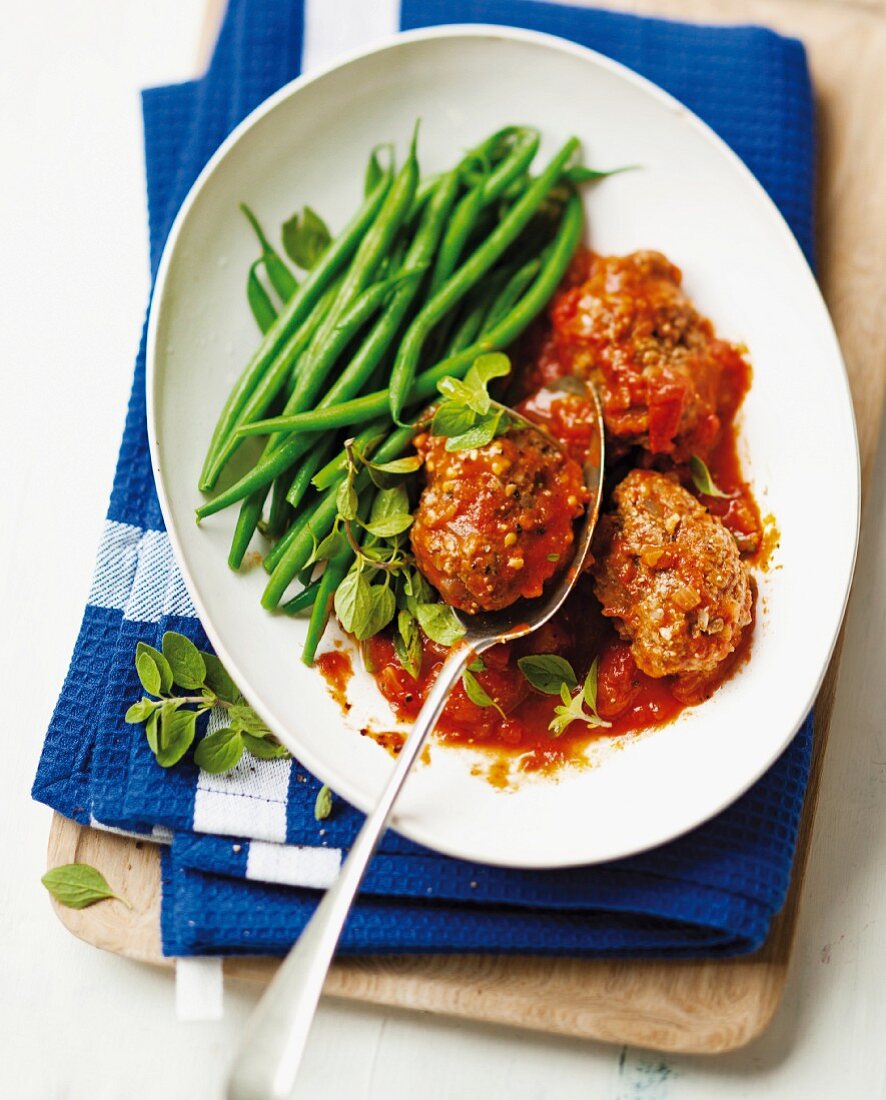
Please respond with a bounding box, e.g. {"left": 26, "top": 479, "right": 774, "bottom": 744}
{"left": 689, "top": 455, "right": 730, "bottom": 499}
{"left": 155, "top": 707, "right": 197, "bottom": 768}
{"left": 194, "top": 727, "right": 244, "bottom": 774}
{"left": 363, "top": 514, "right": 413, "bottom": 539}
{"left": 444, "top": 410, "right": 503, "bottom": 452}
{"left": 336, "top": 479, "right": 359, "bottom": 522}
{"left": 334, "top": 569, "right": 372, "bottom": 636}
{"left": 242, "top": 732, "right": 290, "bottom": 760}
{"left": 583, "top": 657, "right": 600, "bottom": 710}
{"left": 201, "top": 651, "right": 240, "bottom": 704}
{"left": 228, "top": 703, "right": 271, "bottom": 736}
{"left": 366, "top": 454, "right": 423, "bottom": 489}
{"left": 466, "top": 352, "right": 511, "bottom": 388}
{"left": 431, "top": 402, "right": 476, "bottom": 440}
{"left": 415, "top": 602, "right": 465, "bottom": 646}
{"left": 517, "top": 654, "right": 578, "bottom": 696}
{"left": 462, "top": 670, "right": 505, "bottom": 718}
{"left": 355, "top": 583, "right": 396, "bottom": 641}
{"left": 42, "top": 864, "right": 130, "bottom": 910}
{"left": 394, "top": 609, "right": 422, "bottom": 680}
{"left": 145, "top": 709, "right": 160, "bottom": 754}
{"left": 125, "top": 698, "right": 158, "bottom": 724}
{"left": 282, "top": 206, "right": 331, "bottom": 270}
{"left": 314, "top": 784, "right": 334, "bottom": 821}
{"left": 370, "top": 485, "right": 410, "bottom": 524}
{"left": 162, "top": 632, "right": 206, "bottom": 690}
{"left": 135, "top": 642, "right": 173, "bottom": 693}
{"left": 307, "top": 527, "right": 348, "bottom": 567}
{"left": 135, "top": 651, "right": 161, "bottom": 697}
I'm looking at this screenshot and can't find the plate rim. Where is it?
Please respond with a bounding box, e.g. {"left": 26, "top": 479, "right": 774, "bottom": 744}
{"left": 146, "top": 23, "right": 860, "bottom": 868}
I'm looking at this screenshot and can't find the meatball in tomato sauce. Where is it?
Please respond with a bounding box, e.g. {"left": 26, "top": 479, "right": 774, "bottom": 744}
{"left": 410, "top": 428, "right": 586, "bottom": 615}
{"left": 548, "top": 251, "right": 746, "bottom": 459}
{"left": 592, "top": 470, "right": 752, "bottom": 679}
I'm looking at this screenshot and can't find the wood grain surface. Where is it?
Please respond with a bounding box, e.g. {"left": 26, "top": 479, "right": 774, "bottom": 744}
{"left": 45, "top": 0, "right": 885, "bottom": 1055}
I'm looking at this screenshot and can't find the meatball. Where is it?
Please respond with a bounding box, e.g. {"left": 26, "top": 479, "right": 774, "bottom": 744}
{"left": 592, "top": 470, "right": 752, "bottom": 678}
{"left": 549, "top": 250, "right": 739, "bottom": 459}
{"left": 410, "top": 428, "right": 587, "bottom": 615}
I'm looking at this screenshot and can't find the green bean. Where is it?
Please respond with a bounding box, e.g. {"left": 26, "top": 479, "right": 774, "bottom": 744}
{"left": 262, "top": 496, "right": 320, "bottom": 574}
{"left": 268, "top": 433, "right": 335, "bottom": 538}
{"left": 443, "top": 273, "right": 508, "bottom": 356}
{"left": 311, "top": 418, "right": 388, "bottom": 492}
{"left": 290, "top": 127, "right": 420, "bottom": 399}
{"left": 223, "top": 268, "right": 395, "bottom": 566}
{"left": 198, "top": 167, "right": 392, "bottom": 492}
{"left": 364, "top": 143, "right": 392, "bottom": 197}
{"left": 429, "top": 130, "right": 540, "bottom": 295}
{"left": 266, "top": 473, "right": 293, "bottom": 539}
{"left": 277, "top": 170, "right": 458, "bottom": 502}
{"left": 405, "top": 173, "right": 440, "bottom": 223}
{"left": 428, "top": 183, "right": 486, "bottom": 296}
{"left": 302, "top": 547, "right": 354, "bottom": 665}
{"left": 197, "top": 268, "right": 413, "bottom": 523}
{"left": 483, "top": 253, "right": 544, "bottom": 330}
{"left": 388, "top": 137, "right": 579, "bottom": 423}
{"left": 281, "top": 580, "right": 321, "bottom": 616}
{"left": 240, "top": 203, "right": 298, "bottom": 301}
{"left": 246, "top": 260, "right": 278, "bottom": 333}
{"left": 262, "top": 425, "right": 416, "bottom": 609}
{"left": 284, "top": 436, "right": 337, "bottom": 509}
{"left": 215, "top": 276, "right": 343, "bottom": 484}
{"left": 196, "top": 160, "right": 446, "bottom": 525}
{"left": 243, "top": 192, "right": 583, "bottom": 440}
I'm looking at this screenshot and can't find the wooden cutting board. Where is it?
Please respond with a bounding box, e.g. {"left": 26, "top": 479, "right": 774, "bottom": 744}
{"left": 45, "top": 0, "right": 885, "bottom": 1054}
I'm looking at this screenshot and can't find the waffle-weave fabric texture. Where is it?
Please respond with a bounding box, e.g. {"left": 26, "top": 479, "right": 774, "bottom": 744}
{"left": 33, "top": 0, "right": 816, "bottom": 957}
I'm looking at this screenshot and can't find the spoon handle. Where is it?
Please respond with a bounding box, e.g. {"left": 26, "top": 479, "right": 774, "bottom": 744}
{"left": 226, "top": 643, "right": 473, "bottom": 1100}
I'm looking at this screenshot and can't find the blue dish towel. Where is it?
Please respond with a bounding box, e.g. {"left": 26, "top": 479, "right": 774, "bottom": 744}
{"left": 33, "top": 0, "right": 816, "bottom": 958}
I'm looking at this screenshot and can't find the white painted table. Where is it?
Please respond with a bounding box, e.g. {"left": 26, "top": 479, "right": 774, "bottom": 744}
{"left": 2, "top": 2, "right": 883, "bottom": 1097}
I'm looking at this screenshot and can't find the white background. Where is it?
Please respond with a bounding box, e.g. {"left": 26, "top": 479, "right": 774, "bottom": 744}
{"left": 1, "top": 2, "right": 883, "bottom": 1098}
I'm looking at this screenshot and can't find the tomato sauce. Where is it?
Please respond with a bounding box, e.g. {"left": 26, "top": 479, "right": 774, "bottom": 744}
{"left": 319, "top": 249, "right": 765, "bottom": 774}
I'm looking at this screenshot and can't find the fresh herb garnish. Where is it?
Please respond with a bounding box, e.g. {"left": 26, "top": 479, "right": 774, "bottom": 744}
{"left": 394, "top": 608, "right": 422, "bottom": 680}
{"left": 517, "top": 654, "right": 579, "bottom": 695}
{"left": 519, "top": 655, "right": 611, "bottom": 737}
{"left": 431, "top": 353, "right": 514, "bottom": 451}
{"left": 413, "top": 602, "right": 465, "bottom": 647}
{"left": 312, "top": 437, "right": 464, "bottom": 659}
{"left": 282, "top": 206, "right": 331, "bottom": 271}
{"left": 462, "top": 670, "right": 506, "bottom": 719}
{"left": 41, "top": 864, "right": 131, "bottom": 910}
{"left": 314, "top": 784, "right": 334, "bottom": 821}
{"left": 549, "top": 658, "right": 611, "bottom": 737}
{"left": 126, "top": 631, "right": 289, "bottom": 774}
{"left": 689, "top": 455, "right": 730, "bottom": 499}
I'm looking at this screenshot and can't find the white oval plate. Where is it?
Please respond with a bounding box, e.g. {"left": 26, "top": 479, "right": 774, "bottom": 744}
{"left": 147, "top": 26, "right": 858, "bottom": 868}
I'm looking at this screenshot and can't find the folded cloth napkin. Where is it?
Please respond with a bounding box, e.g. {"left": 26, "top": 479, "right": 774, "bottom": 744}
{"left": 33, "top": 0, "right": 816, "bottom": 957}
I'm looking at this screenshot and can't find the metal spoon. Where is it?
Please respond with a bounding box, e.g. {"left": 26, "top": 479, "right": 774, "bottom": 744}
{"left": 226, "top": 383, "right": 605, "bottom": 1100}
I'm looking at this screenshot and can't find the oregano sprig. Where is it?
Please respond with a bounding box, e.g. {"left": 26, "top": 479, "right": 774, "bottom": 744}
{"left": 126, "top": 631, "right": 290, "bottom": 774}
{"left": 430, "top": 352, "right": 515, "bottom": 452}
{"left": 518, "top": 654, "right": 611, "bottom": 737}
